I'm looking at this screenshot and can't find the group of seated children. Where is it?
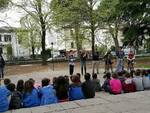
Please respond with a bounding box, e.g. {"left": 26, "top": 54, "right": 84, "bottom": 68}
{"left": 0, "top": 69, "right": 150, "bottom": 112}
{"left": 102, "top": 69, "right": 150, "bottom": 94}
{"left": 0, "top": 73, "right": 101, "bottom": 112}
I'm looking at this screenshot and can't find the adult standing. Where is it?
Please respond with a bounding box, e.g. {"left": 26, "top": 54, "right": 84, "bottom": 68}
{"left": 92, "top": 48, "right": 100, "bottom": 74}
{"left": 68, "top": 50, "right": 75, "bottom": 75}
{"left": 116, "top": 47, "right": 125, "bottom": 72}
{"left": 104, "top": 52, "right": 113, "bottom": 73}
{"left": 80, "top": 50, "right": 87, "bottom": 75}
{"left": 0, "top": 54, "right": 5, "bottom": 80}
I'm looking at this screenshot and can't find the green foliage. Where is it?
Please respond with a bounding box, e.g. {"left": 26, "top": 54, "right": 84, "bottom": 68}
{"left": 41, "top": 49, "right": 51, "bottom": 60}
{"left": 118, "top": 0, "right": 150, "bottom": 47}
{"left": 0, "top": 0, "right": 10, "bottom": 10}
{"left": 6, "top": 44, "right": 13, "bottom": 60}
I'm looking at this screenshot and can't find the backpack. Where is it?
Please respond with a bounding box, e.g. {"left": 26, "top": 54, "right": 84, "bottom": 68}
{"left": 9, "top": 91, "right": 22, "bottom": 109}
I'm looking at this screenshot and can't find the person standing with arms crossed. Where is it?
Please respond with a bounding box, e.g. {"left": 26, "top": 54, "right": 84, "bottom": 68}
{"left": 116, "top": 47, "right": 125, "bottom": 72}
{"left": 80, "top": 49, "right": 87, "bottom": 75}
{"left": 68, "top": 50, "right": 75, "bottom": 75}
{"left": 92, "top": 48, "right": 100, "bottom": 74}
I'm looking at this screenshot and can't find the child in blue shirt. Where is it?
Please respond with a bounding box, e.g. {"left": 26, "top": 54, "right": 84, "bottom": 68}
{"left": 69, "top": 75, "right": 84, "bottom": 101}
{"left": 40, "top": 78, "right": 57, "bottom": 105}
{"left": 0, "top": 85, "right": 10, "bottom": 112}
{"left": 0, "top": 78, "right": 11, "bottom": 112}
{"left": 23, "top": 80, "right": 40, "bottom": 107}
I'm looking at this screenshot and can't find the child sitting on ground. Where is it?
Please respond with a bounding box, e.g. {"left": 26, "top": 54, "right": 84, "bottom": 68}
{"left": 16, "top": 79, "right": 24, "bottom": 94}
{"left": 23, "top": 80, "right": 40, "bottom": 107}
{"left": 40, "top": 78, "right": 57, "bottom": 105}
{"left": 102, "top": 72, "right": 111, "bottom": 92}
{"left": 109, "top": 73, "right": 122, "bottom": 94}
{"left": 92, "top": 73, "right": 102, "bottom": 92}
{"left": 8, "top": 83, "right": 22, "bottom": 110}
{"left": 142, "top": 70, "right": 150, "bottom": 90}
{"left": 69, "top": 75, "right": 84, "bottom": 101}
{"left": 122, "top": 73, "right": 136, "bottom": 93}
{"left": 81, "top": 73, "right": 95, "bottom": 98}
{"left": 133, "top": 69, "right": 144, "bottom": 91}
{"left": 55, "top": 76, "right": 69, "bottom": 102}
{"left": 0, "top": 79, "right": 11, "bottom": 112}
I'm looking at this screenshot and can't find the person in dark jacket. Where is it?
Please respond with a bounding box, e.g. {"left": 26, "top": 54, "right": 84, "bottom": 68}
{"left": 92, "top": 48, "right": 100, "bottom": 74}
{"left": 102, "top": 72, "right": 111, "bottom": 92}
{"left": 81, "top": 73, "right": 95, "bottom": 99}
{"left": 55, "top": 76, "right": 69, "bottom": 102}
{"left": 92, "top": 73, "right": 102, "bottom": 92}
{"left": 80, "top": 50, "right": 88, "bottom": 75}
{"left": 8, "top": 83, "right": 22, "bottom": 110}
{"left": 0, "top": 55, "right": 5, "bottom": 80}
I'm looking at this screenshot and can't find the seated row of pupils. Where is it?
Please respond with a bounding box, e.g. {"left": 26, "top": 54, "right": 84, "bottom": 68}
{"left": 1, "top": 69, "right": 150, "bottom": 112}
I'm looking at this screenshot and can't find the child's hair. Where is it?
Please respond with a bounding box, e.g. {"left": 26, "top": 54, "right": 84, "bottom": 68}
{"left": 24, "top": 80, "right": 34, "bottom": 93}
{"left": 141, "top": 70, "right": 148, "bottom": 76}
{"left": 7, "top": 83, "right": 16, "bottom": 92}
{"left": 4, "top": 78, "right": 11, "bottom": 86}
{"left": 118, "top": 72, "right": 123, "bottom": 77}
{"left": 125, "top": 73, "right": 131, "bottom": 78}
{"left": 28, "top": 78, "right": 35, "bottom": 84}
{"left": 92, "top": 73, "right": 97, "bottom": 79}
{"left": 147, "top": 69, "right": 150, "bottom": 74}
{"left": 130, "top": 70, "right": 135, "bottom": 78}
{"left": 56, "top": 76, "right": 67, "bottom": 85}
{"left": 17, "top": 79, "right": 24, "bottom": 92}
{"left": 64, "top": 75, "right": 69, "bottom": 84}
{"left": 52, "top": 77, "right": 57, "bottom": 85}
{"left": 112, "top": 73, "right": 118, "bottom": 79}
{"left": 103, "top": 72, "right": 111, "bottom": 79}
{"left": 84, "top": 73, "right": 91, "bottom": 81}
{"left": 135, "top": 69, "right": 141, "bottom": 76}
{"left": 70, "top": 75, "right": 74, "bottom": 83}
{"left": 42, "top": 78, "right": 50, "bottom": 87}
{"left": 76, "top": 73, "right": 81, "bottom": 78}
{"left": 72, "top": 75, "right": 80, "bottom": 83}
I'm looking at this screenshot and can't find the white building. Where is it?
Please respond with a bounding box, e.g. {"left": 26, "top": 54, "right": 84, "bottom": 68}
{"left": 0, "top": 27, "right": 30, "bottom": 60}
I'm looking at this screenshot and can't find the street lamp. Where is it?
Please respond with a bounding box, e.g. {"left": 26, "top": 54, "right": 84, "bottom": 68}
{"left": 51, "top": 42, "right": 54, "bottom": 71}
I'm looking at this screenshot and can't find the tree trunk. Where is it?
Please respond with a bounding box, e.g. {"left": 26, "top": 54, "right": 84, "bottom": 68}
{"left": 89, "top": 0, "right": 95, "bottom": 58}
{"left": 108, "top": 22, "right": 120, "bottom": 51}
{"left": 37, "top": 0, "right": 47, "bottom": 65}
{"left": 74, "top": 25, "right": 81, "bottom": 57}
{"left": 31, "top": 32, "right": 35, "bottom": 59}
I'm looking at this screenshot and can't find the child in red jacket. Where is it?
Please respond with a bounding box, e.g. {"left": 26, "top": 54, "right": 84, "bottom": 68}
{"left": 122, "top": 73, "right": 136, "bottom": 93}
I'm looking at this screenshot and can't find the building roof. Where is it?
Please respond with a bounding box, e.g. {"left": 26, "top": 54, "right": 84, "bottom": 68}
{"left": 0, "top": 26, "right": 16, "bottom": 33}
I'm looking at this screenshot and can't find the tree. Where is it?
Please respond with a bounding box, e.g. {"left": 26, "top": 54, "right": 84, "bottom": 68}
{"left": 118, "top": 0, "right": 150, "bottom": 48}
{"left": 13, "top": 0, "right": 52, "bottom": 65}
{"left": 51, "top": 0, "right": 100, "bottom": 57}
{"left": 0, "top": 0, "right": 10, "bottom": 10}
{"left": 98, "top": 0, "right": 121, "bottom": 50}
{"left": 19, "top": 14, "right": 41, "bottom": 59}
{"left": 50, "top": 0, "right": 86, "bottom": 56}
{"left": 6, "top": 44, "right": 13, "bottom": 60}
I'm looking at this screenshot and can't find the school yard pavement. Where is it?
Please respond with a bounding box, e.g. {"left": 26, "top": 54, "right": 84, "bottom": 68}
{"left": 4, "top": 90, "right": 150, "bottom": 113}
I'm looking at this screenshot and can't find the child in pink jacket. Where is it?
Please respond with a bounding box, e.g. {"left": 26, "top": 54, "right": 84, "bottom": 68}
{"left": 110, "top": 73, "right": 122, "bottom": 94}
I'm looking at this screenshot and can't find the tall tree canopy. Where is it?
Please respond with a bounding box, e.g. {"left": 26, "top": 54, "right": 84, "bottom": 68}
{"left": 13, "top": 0, "right": 52, "bottom": 64}
{"left": 51, "top": 0, "right": 100, "bottom": 57}
{"left": 118, "top": 0, "right": 150, "bottom": 48}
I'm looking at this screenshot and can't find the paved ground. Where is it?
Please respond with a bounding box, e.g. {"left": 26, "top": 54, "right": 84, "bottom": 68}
{"left": 4, "top": 90, "right": 150, "bottom": 113}
{"left": 2, "top": 63, "right": 150, "bottom": 113}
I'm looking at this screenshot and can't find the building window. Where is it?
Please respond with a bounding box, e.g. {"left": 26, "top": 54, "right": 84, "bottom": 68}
{"left": 4, "top": 35, "right": 11, "bottom": 42}
{"left": 0, "top": 35, "right": 1, "bottom": 42}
